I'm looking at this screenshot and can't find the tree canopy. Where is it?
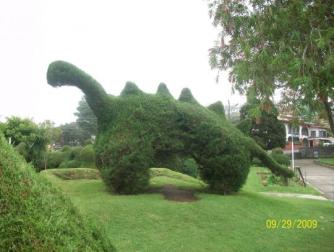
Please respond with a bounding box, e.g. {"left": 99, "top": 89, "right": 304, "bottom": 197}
{"left": 208, "top": 0, "right": 334, "bottom": 133}
{"left": 74, "top": 97, "right": 98, "bottom": 138}
{"left": 2, "top": 117, "right": 49, "bottom": 169}
{"left": 237, "top": 89, "right": 286, "bottom": 150}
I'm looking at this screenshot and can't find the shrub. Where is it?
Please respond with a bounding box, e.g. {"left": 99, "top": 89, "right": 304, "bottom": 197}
{"left": 78, "top": 144, "right": 96, "bottom": 167}
{"left": 207, "top": 101, "right": 226, "bottom": 119}
{"left": 0, "top": 133, "right": 114, "bottom": 251}
{"left": 47, "top": 151, "right": 68, "bottom": 168}
{"left": 61, "top": 145, "right": 71, "bottom": 152}
{"left": 69, "top": 146, "right": 83, "bottom": 160}
{"left": 180, "top": 158, "right": 199, "bottom": 178}
{"left": 47, "top": 61, "right": 293, "bottom": 194}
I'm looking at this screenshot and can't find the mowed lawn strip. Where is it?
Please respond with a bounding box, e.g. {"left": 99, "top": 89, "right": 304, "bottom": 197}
{"left": 41, "top": 168, "right": 334, "bottom": 252}
{"left": 319, "top": 158, "right": 334, "bottom": 167}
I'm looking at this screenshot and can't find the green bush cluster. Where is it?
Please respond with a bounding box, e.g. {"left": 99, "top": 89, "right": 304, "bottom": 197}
{"left": 47, "top": 61, "right": 293, "bottom": 194}
{"left": 0, "top": 133, "right": 114, "bottom": 251}
{"left": 180, "top": 158, "right": 199, "bottom": 178}
{"left": 40, "top": 144, "right": 96, "bottom": 169}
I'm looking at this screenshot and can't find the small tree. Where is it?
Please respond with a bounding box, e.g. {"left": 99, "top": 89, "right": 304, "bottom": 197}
{"left": 74, "top": 97, "right": 97, "bottom": 138}
{"left": 59, "top": 122, "right": 88, "bottom": 146}
{"left": 237, "top": 90, "right": 285, "bottom": 150}
{"left": 2, "top": 117, "right": 49, "bottom": 169}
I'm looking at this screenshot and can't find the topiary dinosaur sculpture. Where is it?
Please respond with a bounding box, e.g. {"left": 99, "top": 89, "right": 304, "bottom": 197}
{"left": 47, "top": 61, "right": 293, "bottom": 194}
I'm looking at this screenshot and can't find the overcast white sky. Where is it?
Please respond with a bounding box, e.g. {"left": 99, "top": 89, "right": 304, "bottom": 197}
{"left": 0, "top": 0, "right": 245, "bottom": 125}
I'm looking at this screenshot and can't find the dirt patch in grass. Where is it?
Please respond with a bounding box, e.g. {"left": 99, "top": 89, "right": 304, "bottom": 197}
{"left": 159, "top": 184, "right": 199, "bottom": 202}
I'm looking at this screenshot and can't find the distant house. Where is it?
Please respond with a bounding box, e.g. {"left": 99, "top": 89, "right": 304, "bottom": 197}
{"left": 278, "top": 114, "right": 331, "bottom": 150}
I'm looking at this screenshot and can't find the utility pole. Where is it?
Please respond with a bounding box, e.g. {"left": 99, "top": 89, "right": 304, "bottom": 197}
{"left": 291, "top": 137, "right": 295, "bottom": 171}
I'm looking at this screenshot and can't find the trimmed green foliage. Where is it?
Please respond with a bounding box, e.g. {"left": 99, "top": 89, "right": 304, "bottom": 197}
{"left": 47, "top": 61, "right": 293, "bottom": 194}
{"left": 178, "top": 88, "right": 199, "bottom": 104}
{"left": 270, "top": 152, "right": 291, "bottom": 167}
{"left": 207, "top": 101, "right": 226, "bottom": 119}
{"left": 0, "top": 133, "right": 114, "bottom": 251}
{"left": 120, "top": 81, "right": 144, "bottom": 96}
{"left": 149, "top": 167, "right": 205, "bottom": 190}
{"left": 156, "top": 83, "right": 173, "bottom": 98}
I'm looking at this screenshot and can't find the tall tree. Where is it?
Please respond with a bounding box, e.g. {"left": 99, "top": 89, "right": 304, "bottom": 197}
{"left": 39, "top": 120, "right": 62, "bottom": 146}
{"left": 208, "top": 0, "right": 334, "bottom": 133}
{"left": 237, "top": 88, "right": 286, "bottom": 150}
{"left": 74, "top": 97, "right": 97, "bottom": 137}
{"left": 59, "top": 122, "right": 88, "bottom": 146}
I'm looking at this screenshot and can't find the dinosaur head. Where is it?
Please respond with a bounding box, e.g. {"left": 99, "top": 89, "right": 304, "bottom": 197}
{"left": 47, "top": 60, "right": 93, "bottom": 87}
{"left": 47, "top": 61, "right": 109, "bottom": 119}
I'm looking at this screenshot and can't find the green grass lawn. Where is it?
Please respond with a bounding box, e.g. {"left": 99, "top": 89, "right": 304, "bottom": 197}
{"left": 319, "top": 158, "right": 334, "bottom": 167}
{"left": 41, "top": 167, "right": 334, "bottom": 252}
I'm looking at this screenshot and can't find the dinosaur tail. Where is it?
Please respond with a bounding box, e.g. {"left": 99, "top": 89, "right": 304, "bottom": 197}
{"left": 47, "top": 61, "right": 109, "bottom": 118}
{"left": 246, "top": 138, "right": 294, "bottom": 178}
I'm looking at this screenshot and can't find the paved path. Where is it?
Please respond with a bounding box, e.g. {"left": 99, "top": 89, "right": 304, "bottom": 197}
{"left": 261, "top": 192, "right": 328, "bottom": 201}
{"left": 295, "top": 159, "right": 334, "bottom": 200}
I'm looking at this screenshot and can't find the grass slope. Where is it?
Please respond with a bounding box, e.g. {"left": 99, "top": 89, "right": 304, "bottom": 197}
{"left": 0, "top": 134, "right": 114, "bottom": 251}
{"left": 43, "top": 167, "right": 334, "bottom": 252}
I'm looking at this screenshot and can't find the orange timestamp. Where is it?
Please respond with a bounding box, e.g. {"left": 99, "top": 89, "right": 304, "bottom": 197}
{"left": 266, "top": 219, "right": 318, "bottom": 229}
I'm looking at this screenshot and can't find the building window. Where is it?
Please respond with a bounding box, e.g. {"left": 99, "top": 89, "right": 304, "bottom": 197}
{"left": 311, "top": 131, "right": 316, "bottom": 137}
{"left": 319, "top": 131, "right": 327, "bottom": 138}
{"left": 301, "top": 127, "right": 308, "bottom": 136}
{"left": 288, "top": 136, "right": 299, "bottom": 143}
{"left": 288, "top": 125, "right": 299, "bottom": 135}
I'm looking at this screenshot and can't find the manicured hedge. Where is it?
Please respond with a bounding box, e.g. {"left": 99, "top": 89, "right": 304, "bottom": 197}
{"left": 0, "top": 133, "right": 114, "bottom": 251}
{"left": 47, "top": 61, "right": 293, "bottom": 194}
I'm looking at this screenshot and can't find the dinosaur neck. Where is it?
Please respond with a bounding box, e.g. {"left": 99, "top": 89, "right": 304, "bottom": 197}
{"left": 47, "top": 61, "right": 110, "bottom": 119}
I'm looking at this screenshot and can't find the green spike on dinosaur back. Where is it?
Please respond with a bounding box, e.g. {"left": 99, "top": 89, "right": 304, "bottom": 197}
{"left": 120, "top": 81, "right": 144, "bottom": 96}
{"left": 156, "top": 83, "right": 173, "bottom": 98}
{"left": 178, "top": 88, "right": 199, "bottom": 104}
{"left": 208, "top": 101, "right": 226, "bottom": 119}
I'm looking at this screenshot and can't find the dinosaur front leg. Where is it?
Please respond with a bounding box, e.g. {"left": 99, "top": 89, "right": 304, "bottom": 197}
{"left": 97, "top": 137, "right": 154, "bottom": 194}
